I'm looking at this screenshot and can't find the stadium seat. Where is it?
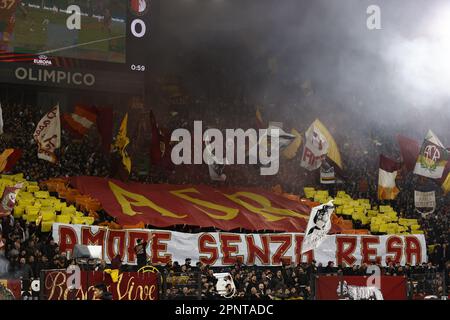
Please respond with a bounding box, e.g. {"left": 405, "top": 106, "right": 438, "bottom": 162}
{"left": 25, "top": 206, "right": 40, "bottom": 216}
{"left": 13, "top": 205, "right": 25, "bottom": 218}
{"left": 26, "top": 214, "right": 39, "bottom": 223}
{"left": 34, "top": 191, "right": 50, "bottom": 199}
{"left": 61, "top": 206, "right": 76, "bottom": 215}
{"left": 56, "top": 215, "right": 71, "bottom": 224}
{"left": 26, "top": 185, "right": 40, "bottom": 193}
{"left": 41, "top": 221, "right": 53, "bottom": 233}
{"left": 82, "top": 217, "right": 95, "bottom": 225}
{"left": 41, "top": 211, "right": 56, "bottom": 222}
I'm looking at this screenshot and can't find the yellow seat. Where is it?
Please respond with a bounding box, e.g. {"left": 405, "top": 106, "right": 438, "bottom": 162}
{"left": 18, "top": 198, "right": 34, "bottom": 206}
{"left": 61, "top": 206, "right": 76, "bottom": 215}
{"left": 39, "top": 199, "right": 54, "bottom": 207}
{"left": 56, "top": 215, "right": 72, "bottom": 224}
{"left": 26, "top": 214, "right": 39, "bottom": 223}
{"left": 361, "top": 217, "right": 370, "bottom": 225}
{"left": 337, "top": 191, "right": 346, "bottom": 197}
{"left": 34, "top": 191, "right": 49, "bottom": 199}
{"left": 368, "top": 210, "right": 378, "bottom": 217}
{"left": 82, "top": 217, "right": 95, "bottom": 225}
{"left": 53, "top": 202, "right": 63, "bottom": 211}
{"left": 41, "top": 221, "right": 53, "bottom": 233}
{"left": 26, "top": 185, "right": 40, "bottom": 193}
{"left": 379, "top": 205, "right": 392, "bottom": 213}
{"left": 74, "top": 211, "right": 84, "bottom": 217}
{"left": 41, "top": 211, "right": 56, "bottom": 222}
{"left": 26, "top": 206, "right": 40, "bottom": 216}
{"left": 71, "top": 216, "right": 85, "bottom": 225}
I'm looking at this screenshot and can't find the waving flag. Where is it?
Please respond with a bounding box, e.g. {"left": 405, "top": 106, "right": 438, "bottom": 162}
{"left": 0, "top": 149, "right": 22, "bottom": 173}
{"left": 413, "top": 130, "right": 448, "bottom": 179}
{"left": 112, "top": 113, "right": 131, "bottom": 174}
{"left": 63, "top": 105, "right": 97, "bottom": 138}
{"left": 397, "top": 135, "right": 420, "bottom": 172}
{"left": 33, "top": 105, "right": 61, "bottom": 163}
{"left": 378, "top": 155, "right": 401, "bottom": 200}
{"left": 282, "top": 129, "right": 302, "bottom": 160}
{"left": 300, "top": 122, "right": 329, "bottom": 171}
{"left": 312, "top": 119, "right": 342, "bottom": 170}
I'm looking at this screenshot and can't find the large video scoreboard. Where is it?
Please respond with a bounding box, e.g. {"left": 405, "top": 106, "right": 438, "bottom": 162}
{"left": 0, "top": 0, "right": 150, "bottom": 94}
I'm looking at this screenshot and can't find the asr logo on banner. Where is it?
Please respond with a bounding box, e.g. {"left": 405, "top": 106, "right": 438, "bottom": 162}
{"left": 107, "top": 181, "right": 309, "bottom": 222}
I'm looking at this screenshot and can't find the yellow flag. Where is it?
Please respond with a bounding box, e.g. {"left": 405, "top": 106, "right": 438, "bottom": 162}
{"left": 312, "top": 119, "right": 343, "bottom": 169}
{"left": 442, "top": 173, "right": 450, "bottom": 194}
{"left": 282, "top": 129, "right": 302, "bottom": 159}
{"left": 0, "top": 149, "right": 14, "bottom": 172}
{"left": 113, "top": 113, "right": 131, "bottom": 173}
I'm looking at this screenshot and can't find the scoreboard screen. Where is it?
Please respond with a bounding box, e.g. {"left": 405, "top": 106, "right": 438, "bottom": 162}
{"left": 0, "top": 0, "right": 149, "bottom": 71}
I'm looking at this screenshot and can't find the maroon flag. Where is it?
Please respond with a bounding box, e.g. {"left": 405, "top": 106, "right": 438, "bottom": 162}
{"left": 397, "top": 135, "right": 420, "bottom": 172}
{"left": 96, "top": 107, "right": 113, "bottom": 154}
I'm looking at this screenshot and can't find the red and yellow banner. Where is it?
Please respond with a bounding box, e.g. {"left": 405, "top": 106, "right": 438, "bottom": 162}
{"left": 71, "top": 176, "right": 327, "bottom": 233}
{"left": 41, "top": 270, "right": 158, "bottom": 300}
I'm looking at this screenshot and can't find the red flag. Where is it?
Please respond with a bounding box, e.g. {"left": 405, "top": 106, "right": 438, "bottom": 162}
{"left": 397, "top": 134, "right": 420, "bottom": 172}
{"left": 96, "top": 107, "right": 113, "bottom": 154}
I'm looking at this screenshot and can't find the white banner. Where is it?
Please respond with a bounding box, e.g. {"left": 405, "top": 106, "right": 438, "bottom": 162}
{"left": 414, "top": 190, "right": 436, "bottom": 218}
{"left": 302, "top": 201, "right": 334, "bottom": 253}
{"left": 414, "top": 191, "right": 436, "bottom": 209}
{"left": 33, "top": 104, "right": 61, "bottom": 163}
{"left": 52, "top": 223, "right": 427, "bottom": 267}
{"left": 300, "top": 123, "right": 329, "bottom": 171}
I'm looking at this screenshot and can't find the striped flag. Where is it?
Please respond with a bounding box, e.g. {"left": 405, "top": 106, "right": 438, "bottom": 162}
{"left": 378, "top": 154, "right": 401, "bottom": 200}
{"left": 63, "top": 105, "right": 97, "bottom": 138}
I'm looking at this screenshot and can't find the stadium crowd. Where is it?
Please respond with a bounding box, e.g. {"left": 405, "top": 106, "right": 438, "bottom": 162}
{"left": 0, "top": 100, "right": 449, "bottom": 300}
{"left": 159, "top": 258, "right": 450, "bottom": 300}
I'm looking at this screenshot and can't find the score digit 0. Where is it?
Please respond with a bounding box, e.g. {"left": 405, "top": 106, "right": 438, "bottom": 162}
{"left": 131, "top": 19, "right": 147, "bottom": 38}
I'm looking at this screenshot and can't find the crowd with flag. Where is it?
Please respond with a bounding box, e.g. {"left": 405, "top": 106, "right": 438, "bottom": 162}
{"left": 0, "top": 97, "right": 449, "bottom": 299}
